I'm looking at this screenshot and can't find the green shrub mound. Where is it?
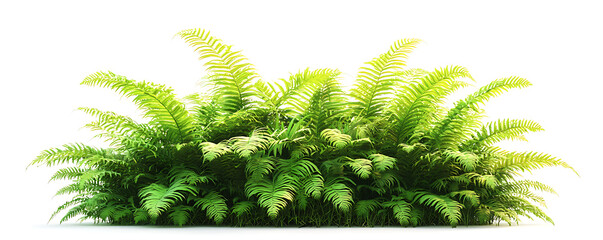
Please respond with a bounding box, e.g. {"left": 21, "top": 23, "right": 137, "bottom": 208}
{"left": 29, "top": 29, "right": 577, "bottom": 227}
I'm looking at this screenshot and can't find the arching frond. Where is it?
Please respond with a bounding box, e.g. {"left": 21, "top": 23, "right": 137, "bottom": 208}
{"left": 383, "top": 196, "right": 413, "bottom": 226}
{"left": 231, "top": 201, "right": 256, "bottom": 218}
{"left": 168, "top": 205, "right": 194, "bottom": 227}
{"left": 369, "top": 154, "right": 397, "bottom": 172}
{"left": 467, "top": 119, "right": 544, "bottom": 148}
{"left": 345, "top": 158, "right": 373, "bottom": 179}
{"left": 288, "top": 69, "right": 344, "bottom": 132}
{"left": 29, "top": 143, "right": 108, "bottom": 167}
{"left": 349, "top": 38, "right": 422, "bottom": 118}
{"left": 139, "top": 180, "right": 197, "bottom": 218}
{"left": 177, "top": 28, "right": 259, "bottom": 112}
{"left": 245, "top": 175, "right": 297, "bottom": 219}
{"left": 431, "top": 77, "right": 532, "bottom": 149}
{"left": 200, "top": 141, "right": 232, "bottom": 162}
{"left": 300, "top": 174, "right": 324, "bottom": 199}
{"left": 448, "top": 190, "right": 480, "bottom": 207}
{"left": 81, "top": 71, "right": 195, "bottom": 142}
{"left": 355, "top": 199, "right": 382, "bottom": 220}
{"left": 229, "top": 128, "right": 273, "bottom": 158}
{"left": 414, "top": 192, "right": 463, "bottom": 227}
{"left": 390, "top": 65, "right": 473, "bottom": 143}
{"left": 246, "top": 156, "right": 276, "bottom": 180}
{"left": 191, "top": 191, "right": 229, "bottom": 224}
{"left": 256, "top": 68, "right": 332, "bottom": 110}
{"left": 493, "top": 151, "right": 578, "bottom": 178}
{"left": 323, "top": 177, "right": 354, "bottom": 212}
{"left": 321, "top": 128, "right": 352, "bottom": 150}
{"left": 442, "top": 150, "right": 479, "bottom": 172}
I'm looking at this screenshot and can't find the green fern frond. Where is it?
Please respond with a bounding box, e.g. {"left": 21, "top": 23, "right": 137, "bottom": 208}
{"left": 191, "top": 191, "right": 228, "bottom": 224}
{"left": 345, "top": 158, "right": 373, "bottom": 179}
{"left": 288, "top": 69, "right": 344, "bottom": 132}
{"left": 493, "top": 151, "right": 577, "bottom": 177}
{"left": 349, "top": 38, "right": 421, "bottom": 118}
{"left": 246, "top": 156, "right": 276, "bottom": 180}
{"left": 139, "top": 180, "right": 198, "bottom": 218}
{"left": 390, "top": 65, "right": 473, "bottom": 143}
{"left": 168, "top": 167, "right": 214, "bottom": 185}
{"left": 177, "top": 28, "right": 259, "bottom": 112}
{"left": 468, "top": 119, "right": 544, "bottom": 148}
{"left": 78, "top": 107, "right": 157, "bottom": 146}
{"left": 200, "top": 141, "right": 232, "bottom": 162}
{"left": 431, "top": 77, "right": 532, "bottom": 149}
{"left": 369, "top": 154, "right": 397, "bottom": 172}
{"left": 76, "top": 169, "right": 121, "bottom": 187}
{"left": 301, "top": 174, "right": 324, "bottom": 199}
{"left": 448, "top": 190, "right": 480, "bottom": 207}
{"left": 415, "top": 192, "right": 463, "bottom": 226}
{"left": 50, "top": 198, "right": 86, "bottom": 223}
{"left": 276, "top": 158, "right": 320, "bottom": 179}
{"left": 355, "top": 199, "right": 382, "bottom": 220}
{"left": 231, "top": 201, "right": 256, "bottom": 218}
{"left": 245, "top": 175, "right": 297, "bottom": 219}
{"left": 168, "top": 205, "right": 194, "bottom": 227}
{"left": 30, "top": 143, "right": 107, "bottom": 167}
{"left": 133, "top": 208, "right": 150, "bottom": 224}
{"left": 321, "top": 128, "right": 352, "bottom": 150}
{"left": 81, "top": 71, "right": 195, "bottom": 142}
{"left": 49, "top": 167, "right": 86, "bottom": 182}
{"left": 383, "top": 196, "right": 413, "bottom": 226}
{"left": 323, "top": 177, "right": 354, "bottom": 212}
{"left": 442, "top": 150, "right": 479, "bottom": 172}
{"left": 499, "top": 180, "right": 557, "bottom": 196}
{"left": 230, "top": 128, "right": 273, "bottom": 158}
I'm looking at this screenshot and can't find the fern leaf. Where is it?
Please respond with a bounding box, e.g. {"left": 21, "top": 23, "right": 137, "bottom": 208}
{"left": 321, "top": 129, "right": 352, "bottom": 150}
{"left": 442, "top": 150, "right": 479, "bottom": 172}
{"left": 200, "top": 141, "right": 232, "bottom": 162}
{"left": 390, "top": 65, "right": 473, "bottom": 143}
{"left": 230, "top": 128, "right": 273, "bottom": 158}
{"left": 191, "top": 191, "right": 228, "bottom": 224}
{"left": 133, "top": 208, "right": 150, "bottom": 224}
{"left": 288, "top": 69, "right": 344, "bottom": 132}
{"left": 231, "top": 201, "right": 256, "bottom": 218}
{"left": 168, "top": 206, "right": 194, "bottom": 226}
{"left": 369, "top": 154, "right": 397, "bottom": 172}
{"left": 415, "top": 192, "right": 463, "bottom": 226}
{"left": 177, "top": 28, "right": 259, "bottom": 112}
{"left": 383, "top": 196, "right": 413, "bottom": 226}
{"left": 245, "top": 175, "right": 297, "bottom": 219}
{"left": 493, "top": 151, "right": 578, "bottom": 177}
{"left": 448, "top": 190, "right": 480, "bottom": 207}
{"left": 345, "top": 158, "right": 373, "bottom": 179}
{"left": 431, "top": 77, "right": 532, "bottom": 149}
{"left": 350, "top": 38, "right": 421, "bottom": 118}
{"left": 30, "top": 143, "right": 107, "bottom": 167}
{"left": 355, "top": 199, "right": 382, "bottom": 220}
{"left": 323, "top": 177, "right": 354, "bottom": 212}
{"left": 139, "top": 180, "right": 197, "bottom": 218}
{"left": 246, "top": 156, "right": 276, "bottom": 180}
{"left": 81, "top": 71, "right": 195, "bottom": 142}
{"left": 470, "top": 119, "right": 544, "bottom": 147}
{"left": 301, "top": 173, "right": 324, "bottom": 199}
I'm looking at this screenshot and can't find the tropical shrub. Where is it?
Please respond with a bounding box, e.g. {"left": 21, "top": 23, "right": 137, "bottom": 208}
{"left": 29, "top": 28, "right": 577, "bottom": 227}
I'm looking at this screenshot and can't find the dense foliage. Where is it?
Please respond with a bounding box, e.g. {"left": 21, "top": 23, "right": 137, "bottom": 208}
{"left": 29, "top": 29, "right": 577, "bottom": 227}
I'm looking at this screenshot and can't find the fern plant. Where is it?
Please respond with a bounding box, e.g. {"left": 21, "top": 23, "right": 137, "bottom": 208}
{"left": 29, "top": 28, "right": 577, "bottom": 227}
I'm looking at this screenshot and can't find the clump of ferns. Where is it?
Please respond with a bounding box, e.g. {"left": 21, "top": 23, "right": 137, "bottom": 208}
{"left": 29, "top": 28, "right": 577, "bottom": 227}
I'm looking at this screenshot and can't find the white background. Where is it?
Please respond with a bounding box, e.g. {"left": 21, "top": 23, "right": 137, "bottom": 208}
{"left": 1, "top": 0, "right": 601, "bottom": 239}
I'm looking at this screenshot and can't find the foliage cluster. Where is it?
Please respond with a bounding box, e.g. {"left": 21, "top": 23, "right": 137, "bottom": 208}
{"left": 29, "top": 29, "right": 577, "bottom": 227}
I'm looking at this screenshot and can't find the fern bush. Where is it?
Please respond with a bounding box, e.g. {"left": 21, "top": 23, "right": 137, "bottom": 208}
{"left": 29, "top": 28, "right": 577, "bottom": 227}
